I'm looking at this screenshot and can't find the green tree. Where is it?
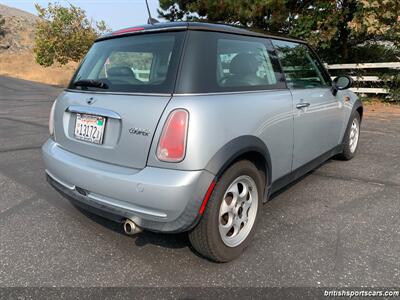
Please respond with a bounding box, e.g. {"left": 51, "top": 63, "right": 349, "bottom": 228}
{"left": 34, "top": 2, "right": 110, "bottom": 67}
{"left": 159, "top": 0, "right": 400, "bottom": 63}
{"left": 159, "top": 0, "right": 293, "bottom": 33}
{"left": 290, "top": 0, "right": 400, "bottom": 62}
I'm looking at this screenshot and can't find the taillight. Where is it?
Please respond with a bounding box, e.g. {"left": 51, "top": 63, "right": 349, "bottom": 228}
{"left": 49, "top": 99, "right": 57, "bottom": 136}
{"left": 157, "top": 109, "right": 189, "bottom": 162}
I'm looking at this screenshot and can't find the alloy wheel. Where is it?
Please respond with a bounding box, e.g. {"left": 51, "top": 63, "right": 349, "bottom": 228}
{"left": 218, "top": 175, "right": 258, "bottom": 247}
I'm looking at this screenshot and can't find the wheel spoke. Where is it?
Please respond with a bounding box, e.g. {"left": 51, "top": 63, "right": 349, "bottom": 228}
{"left": 219, "top": 213, "right": 234, "bottom": 236}
{"left": 227, "top": 183, "right": 240, "bottom": 197}
{"left": 239, "top": 214, "right": 248, "bottom": 225}
{"left": 243, "top": 199, "right": 252, "bottom": 213}
{"left": 220, "top": 224, "right": 232, "bottom": 237}
{"left": 220, "top": 199, "right": 232, "bottom": 215}
{"left": 232, "top": 219, "right": 241, "bottom": 236}
{"left": 239, "top": 182, "right": 249, "bottom": 199}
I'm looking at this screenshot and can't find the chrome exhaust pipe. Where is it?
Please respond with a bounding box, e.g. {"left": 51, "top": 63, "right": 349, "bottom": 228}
{"left": 123, "top": 219, "right": 142, "bottom": 235}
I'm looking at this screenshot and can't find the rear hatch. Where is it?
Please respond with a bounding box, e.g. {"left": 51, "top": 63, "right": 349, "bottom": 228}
{"left": 53, "top": 30, "right": 186, "bottom": 169}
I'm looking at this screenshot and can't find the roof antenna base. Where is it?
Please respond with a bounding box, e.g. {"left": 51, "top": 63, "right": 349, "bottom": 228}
{"left": 148, "top": 18, "right": 159, "bottom": 25}
{"left": 145, "top": 0, "right": 159, "bottom": 25}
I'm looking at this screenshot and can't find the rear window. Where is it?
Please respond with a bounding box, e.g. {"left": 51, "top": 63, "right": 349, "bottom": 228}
{"left": 69, "top": 32, "right": 185, "bottom": 93}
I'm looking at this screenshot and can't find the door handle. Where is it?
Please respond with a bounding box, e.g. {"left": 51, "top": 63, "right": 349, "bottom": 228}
{"left": 296, "top": 102, "right": 310, "bottom": 109}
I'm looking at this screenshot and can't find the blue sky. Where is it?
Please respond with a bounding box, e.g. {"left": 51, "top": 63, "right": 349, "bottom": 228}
{"left": 0, "top": 0, "right": 162, "bottom": 30}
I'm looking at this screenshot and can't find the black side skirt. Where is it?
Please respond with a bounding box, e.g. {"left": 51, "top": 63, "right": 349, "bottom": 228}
{"left": 267, "top": 144, "right": 343, "bottom": 200}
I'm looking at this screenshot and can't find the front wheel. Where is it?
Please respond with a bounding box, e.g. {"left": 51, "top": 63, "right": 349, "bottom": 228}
{"left": 338, "top": 111, "right": 361, "bottom": 160}
{"left": 189, "top": 160, "right": 264, "bottom": 262}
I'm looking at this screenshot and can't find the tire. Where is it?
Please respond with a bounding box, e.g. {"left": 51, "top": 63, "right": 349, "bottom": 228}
{"left": 189, "top": 160, "right": 264, "bottom": 262}
{"left": 338, "top": 111, "right": 361, "bottom": 160}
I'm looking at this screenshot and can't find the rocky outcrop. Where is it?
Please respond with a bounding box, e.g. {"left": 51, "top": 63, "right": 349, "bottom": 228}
{"left": 0, "top": 4, "right": 38, "bottom": 53}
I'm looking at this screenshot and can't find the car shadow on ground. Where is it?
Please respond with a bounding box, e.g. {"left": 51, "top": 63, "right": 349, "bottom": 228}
{"left": 73, "top": 203, "right": 190, "bottom": 250}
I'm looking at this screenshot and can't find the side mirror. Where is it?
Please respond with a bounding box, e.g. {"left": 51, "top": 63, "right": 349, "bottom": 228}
{"left": 331, "top": 75, "right": 353, "bottom": 96}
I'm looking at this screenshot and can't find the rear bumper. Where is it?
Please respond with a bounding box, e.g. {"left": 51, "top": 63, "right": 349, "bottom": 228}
{"left": 42, "top": 139, "right": 214, "bottom": 233}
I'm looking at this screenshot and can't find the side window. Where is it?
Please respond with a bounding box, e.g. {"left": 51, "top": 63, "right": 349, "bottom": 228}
{"left": 272, "top": 40, "right": 329, "bottom": 89}
{"left": 217, "top": 38, "right": 277, "bottom": 88}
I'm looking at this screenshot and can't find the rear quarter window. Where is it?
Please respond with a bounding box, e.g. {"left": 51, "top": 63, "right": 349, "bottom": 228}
{"left": 176, "top": 31, "right": 286, "bottom": 94}
{"left": 217, "top": 38, "right": 277, "bottom": 88}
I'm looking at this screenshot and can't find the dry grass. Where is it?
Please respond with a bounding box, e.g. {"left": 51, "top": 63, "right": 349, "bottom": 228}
{"left": 364, "top": 100, "right": 400, "bottom": 122}
{"left": 0, "top": 51, "right": 77, "bottom": 87}
{"left": 0, "top": 4, "right": 78, "bottom": 86}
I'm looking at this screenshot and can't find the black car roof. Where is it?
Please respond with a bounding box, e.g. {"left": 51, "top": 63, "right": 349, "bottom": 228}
{"left": 96, "top": 21, "right": 306, "bottom": 44}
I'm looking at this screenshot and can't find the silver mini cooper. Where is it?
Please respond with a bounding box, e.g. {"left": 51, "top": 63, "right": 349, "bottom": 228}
{"left": 42, "top": 22, "right": 362, "bottom": 262}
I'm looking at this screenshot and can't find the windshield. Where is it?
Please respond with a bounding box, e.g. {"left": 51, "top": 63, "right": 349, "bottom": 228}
{"left": 69, "top": 31, "right": 185, "bottom": 93}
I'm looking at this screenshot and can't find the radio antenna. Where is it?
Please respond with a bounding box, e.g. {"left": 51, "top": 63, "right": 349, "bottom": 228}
{"left": 145, "top": 0, "right": 159, "bottom": 25}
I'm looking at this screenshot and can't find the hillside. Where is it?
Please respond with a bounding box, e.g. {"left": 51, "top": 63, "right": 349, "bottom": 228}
{"left": 0, "top": 4, "right": 76, "bottom": 86}
{"left": 0, "top": 3, "right": 37, "bottom": 52}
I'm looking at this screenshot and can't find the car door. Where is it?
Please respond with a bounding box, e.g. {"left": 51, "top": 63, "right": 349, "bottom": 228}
{"left": 271, "top": 40, "right": 344, "bottom": 170}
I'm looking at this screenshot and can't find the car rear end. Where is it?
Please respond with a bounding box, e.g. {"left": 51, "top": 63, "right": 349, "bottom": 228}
{"left": 42, "top": 26, "right": 215, "bottom": 232}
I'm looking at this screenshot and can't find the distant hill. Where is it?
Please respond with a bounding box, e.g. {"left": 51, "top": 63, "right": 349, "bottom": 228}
{"left": 0, "top": 4, "right": 76, "bottom": 86}
{"left": 0, "top": 4, "right": 38, "bottom": 52}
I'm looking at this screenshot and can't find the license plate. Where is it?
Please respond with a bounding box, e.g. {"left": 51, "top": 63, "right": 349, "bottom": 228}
{"left": 74, "top": 113, "right": 106, "bottom": 144}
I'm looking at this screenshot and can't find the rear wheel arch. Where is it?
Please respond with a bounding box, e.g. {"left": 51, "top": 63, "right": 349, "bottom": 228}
{"left": 205, "top": 136, "right": 271, "bottom": 193}
{"left": 228, "top": 152, "right": 267, "bottom": 192}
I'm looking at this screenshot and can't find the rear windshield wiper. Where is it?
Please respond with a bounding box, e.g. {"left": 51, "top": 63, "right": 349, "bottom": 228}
{"left": 73, "top": 80, "right": 109, "bottom": 89}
